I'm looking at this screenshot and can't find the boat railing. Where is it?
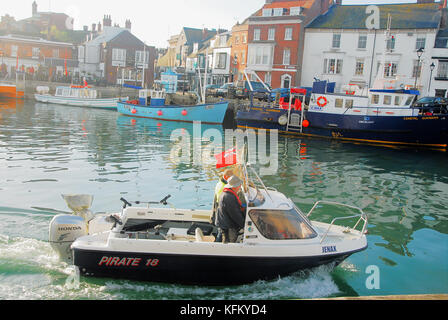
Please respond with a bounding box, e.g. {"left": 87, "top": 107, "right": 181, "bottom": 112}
{"left": 307, "top": 201, "right": 368, "bottom": 244}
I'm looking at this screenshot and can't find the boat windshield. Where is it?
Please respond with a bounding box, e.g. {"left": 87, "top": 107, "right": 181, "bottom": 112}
{"left": 249, "top": 208, "right": 317, "bottom": 240}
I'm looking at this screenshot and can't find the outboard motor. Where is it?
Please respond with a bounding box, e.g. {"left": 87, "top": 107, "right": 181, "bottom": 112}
{"left": 49, "top": 214, "right": 87, "bottom": 263}
{"left": 48, "top": 195, "right": 94, "bottom": 263}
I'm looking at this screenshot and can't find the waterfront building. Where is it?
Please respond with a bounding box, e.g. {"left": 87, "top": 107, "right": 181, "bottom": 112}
{"left": 77, "top": 15, "right": 156, "bottom": 88}
{"left": 230, "top": 19, "right": 249, "bottom": 82}
{"left": 0, "top": 34, "right": 77, "bottom": 81}
{"left": 246, "top": 0, "right": 336, "bottom": 89}
{"left": 301, "top": 0, "right": 447, "bottom": 96}
{"left": 430, "top": 2, "right": 448, "bottom": 97}
{"left": 211, "top": 31, "right": 232, "bottom": 86}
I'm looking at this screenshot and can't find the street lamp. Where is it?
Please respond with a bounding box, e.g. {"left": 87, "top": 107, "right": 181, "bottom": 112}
{"left": 428, "top": 62, "right": 435, "bottom": 96}
{"left": 414, "top": 47, "right": 424, "bottom": 89}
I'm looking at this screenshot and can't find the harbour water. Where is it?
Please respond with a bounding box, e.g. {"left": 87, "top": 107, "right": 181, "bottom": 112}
{"left": 0, "top": 99, "right": 447, "bottom": 300}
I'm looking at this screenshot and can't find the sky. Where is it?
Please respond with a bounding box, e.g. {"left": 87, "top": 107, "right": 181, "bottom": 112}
{"left": 1, "top": 0, "right": 422, "bottom": 48}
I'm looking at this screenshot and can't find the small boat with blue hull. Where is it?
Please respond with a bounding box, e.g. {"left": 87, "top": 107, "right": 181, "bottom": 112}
{"left": 237, "top": 88, "right": 448, "bottom": 150}
{"left": 117, "top": 89, "right": 229, "bottom": 125}
{"left": 34, "top": 84, "right": 127, "bottom": 110}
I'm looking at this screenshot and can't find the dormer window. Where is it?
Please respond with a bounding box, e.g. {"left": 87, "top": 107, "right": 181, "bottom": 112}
{"left": 290, "top": 7, "right": 302, "bottom": 16}
{"left": 273, "top": 8, "right": 283, "bottom": 16}
{"left": 262, "top": 8, "right": 273, "bottom": 17}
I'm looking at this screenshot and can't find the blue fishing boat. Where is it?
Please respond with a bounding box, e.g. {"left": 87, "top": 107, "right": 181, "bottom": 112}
{"left": 117, "top": 89, "right": 229, "bottom": 125}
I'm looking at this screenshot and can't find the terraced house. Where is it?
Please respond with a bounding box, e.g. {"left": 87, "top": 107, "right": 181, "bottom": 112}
{"left": 246, "top": 0, "right": 337, "bottom": 89}
{"left": 301, "top": 0, "right": 448, "bottom": 96}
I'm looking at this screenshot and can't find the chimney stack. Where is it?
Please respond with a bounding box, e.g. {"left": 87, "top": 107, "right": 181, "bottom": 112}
{"left": 32, "top": 1, "right": 38, "bottom": 16}
{"left": 125, "top": 19, "right": 132, "bottom": 30}
{"left": 103, "top": 15, "right": 112, "bottom": 27}
{"left": 92, "top": 23, "right": 96, "bottom": 33}
{"left": 98, "top": 22, "right": 102, "bottom": 33}
{"left": 202, "top": 28, "right": 208, "bottom": 40}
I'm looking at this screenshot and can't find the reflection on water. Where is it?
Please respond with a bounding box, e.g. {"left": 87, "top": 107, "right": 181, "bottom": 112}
{"left": 0, "top": 101, "right": 447, "bottom": 298}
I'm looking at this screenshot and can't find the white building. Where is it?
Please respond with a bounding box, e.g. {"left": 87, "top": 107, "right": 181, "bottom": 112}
{"left": 301, "top": 1, "right": 447, "bottom": 97}
{"left": 211, "top": 31, "right": 232, "bottom": 86}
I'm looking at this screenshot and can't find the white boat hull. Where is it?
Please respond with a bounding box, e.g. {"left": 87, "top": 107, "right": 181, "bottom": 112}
{"left": 34, "top": 94, "right": 124, "bottom": 110}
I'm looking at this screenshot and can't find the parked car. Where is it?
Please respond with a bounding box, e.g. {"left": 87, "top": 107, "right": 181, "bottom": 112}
{"left": 234, "top": 81, "right": 271, "bottom": 100}
{"left": 215, "top": 83, "right": 234, "bottom": 97}
{"left": 414, "top": 96, "right": 448, "bottom": 114}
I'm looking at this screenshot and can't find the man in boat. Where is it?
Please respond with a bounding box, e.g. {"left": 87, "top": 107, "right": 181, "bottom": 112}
{"left": 216, "top": 175, "right": 246, "bottom": 243}
{"left": 211, "top": 169, "right": 233, "bottom": 242}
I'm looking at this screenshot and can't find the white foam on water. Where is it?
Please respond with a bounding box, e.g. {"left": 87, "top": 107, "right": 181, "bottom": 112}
{"left": 100, "top": 264, "right": 340, "bottom": 300}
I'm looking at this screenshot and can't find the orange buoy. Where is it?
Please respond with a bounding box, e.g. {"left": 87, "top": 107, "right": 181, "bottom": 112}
{"left": 302, "top": 120, "right": 310, "bottom": 128}
{"left": 157, "top": 110, "right": 163, "bottom": 116}
{"left": 131, "top": 109, "right": 137, "bottom": 114}
{"left": 181, "top": 109, "right": 188, "bottom": 116}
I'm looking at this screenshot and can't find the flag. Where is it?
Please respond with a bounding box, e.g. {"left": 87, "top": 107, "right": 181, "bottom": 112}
{"left": 214, "top": 148, "right": 237, "bottom": 169}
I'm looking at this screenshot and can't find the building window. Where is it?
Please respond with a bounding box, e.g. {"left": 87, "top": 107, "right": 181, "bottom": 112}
{"left": 32, "top": 47, "right": 40, "bottom": 59}
{"left": 387, "top": 36, "right": 396, "bottom": 51}
{"left": 412, "top": 60, "right": 422, "bottom": 78}
{"left": 384, "top": 62, "right": 398, "bottom": 77}
{"left": 216, "top": 53, "right": 227, "bottom": 69}
{"left": 273, "top": 8, "right": 283, "bottom": 16}
{"left": 135, "top": 50, "right": 149, "bottom": 67}
{"left": 53, "top": 49, "right": 59, "bottom": 58}
{"left": 235, "top": 36, "right": 239, "bottom": 44}
{"left": 262, "top": 8, "right": 273, "bottom": 17}
{"left": 290, "top": 7, "right": 302, "bottom": 16}
{"left": 112, "top": 48, "right": 126, "bottom": 66}
{"left": 323, "top": 58, "right": 343, "bottom": 74}
{"left": 249, "top": 46, "right": 271, "bottom": 66}
{"left": 283, "top": 48, "right": 290, "bottom": 65}
{"left": 268, "top": 28, "right": 275, "bottom": 41}
{"left": 265, "top": 72, "right": 271, "bottom": 86}
{"left": 332, "top": 34, "right": 341, "bottom": 48}
{"left": 416, "top": 37, "right": 426, "bottom": 50}
{"left": 241, "top": 51, "right": 245, "bottom": 65}
{"left": 355, "top": 59, "right": 364, "bottom": 76}
{"left": 254, "top": 28, "right": 261, "bottom": 41}
{"left": 11, "top": 45, "right": 18, "bottom": 57}
{"left": 243, "top": 35, "right": 247, "bottom": 43}
{"left": 436, "top": 61, "right": 448, "bottom": 79}
{"left": 284, "top": 27, "right": 293, "bottom": 41}
{"left": 358, "top": 34, "right": 367, "bottom": 49}
{"left": 281, "top": 74, "right": 292, "bottom": 88}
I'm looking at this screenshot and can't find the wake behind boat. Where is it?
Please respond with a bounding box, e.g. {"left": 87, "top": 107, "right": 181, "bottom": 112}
{"left": 48, "top": 160, "right": 368, "bottom": 285}
{"left": 117, "top": 89, "right": 229, "bottom": 124}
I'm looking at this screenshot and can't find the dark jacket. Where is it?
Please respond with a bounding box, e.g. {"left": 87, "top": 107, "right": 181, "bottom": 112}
{"left": 216, "top": 189, "right": 245, "bottom": 230}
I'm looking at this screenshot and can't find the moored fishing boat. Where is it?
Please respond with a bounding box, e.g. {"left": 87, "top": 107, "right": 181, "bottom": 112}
{"left": 236, "top": 87, "right": 448, "bottom": 150}
{"left": 34, "top": 82, "right": 127, "bottom": 110}
{"left": 48, "top": 159, "right": 368, "bottom": 285}
{"left": 117, "top": 89, "right": 229, "bottom": 125}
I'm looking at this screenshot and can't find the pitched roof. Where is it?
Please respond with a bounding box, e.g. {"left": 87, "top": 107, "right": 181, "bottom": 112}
{"left": 86, "top": 26, "right": 126, "bottom": 45}
{"left": 307, "top": 3, "right": 442, "bottom": 30}
{"left": 183, "top": 27, "right": 217, "bottom": 44}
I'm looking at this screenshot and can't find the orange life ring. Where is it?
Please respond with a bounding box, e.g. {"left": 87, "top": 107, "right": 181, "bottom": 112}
{"left": 317, "top": 96, "right": 328, "bottom": 107}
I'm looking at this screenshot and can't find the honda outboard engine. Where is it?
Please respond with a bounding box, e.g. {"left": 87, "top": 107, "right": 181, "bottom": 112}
{"left": 49, "top": 214, "right": 87, "bottom": 263}
{"left": 48, "top": 195, "right": 93, "bottom": 263}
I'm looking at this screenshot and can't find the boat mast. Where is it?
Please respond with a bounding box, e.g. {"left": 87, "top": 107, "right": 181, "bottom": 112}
{"left": 373, "top": 14, "right": 392, "bottom": 89}
{"left": 142, "top": 42, "right": 146, "bottom": 89}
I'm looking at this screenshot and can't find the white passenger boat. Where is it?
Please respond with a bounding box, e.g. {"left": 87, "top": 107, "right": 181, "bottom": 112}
{"left": 49, "top": 162, "right": 368, "bottom": 285}
{"left": 34, "top": 84, "right": 127, "bottom": 110}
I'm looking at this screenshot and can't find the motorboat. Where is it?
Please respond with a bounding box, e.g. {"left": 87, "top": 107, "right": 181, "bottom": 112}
{"left": 34, "top": 83, "right": 127, "bottom": 110}
{"left": 49, "top": 161, "right": 368, "bottom": 285}
{"left": 0, "top": 83, "right": 24, "bottom": 100}
{"left": 117, "top": 89, "right": 229, "bottom": 125}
